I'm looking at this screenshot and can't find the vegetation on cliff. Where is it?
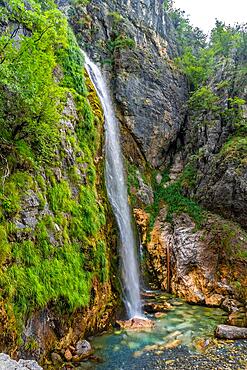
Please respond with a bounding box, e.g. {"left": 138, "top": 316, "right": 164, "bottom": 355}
{"left": 0, "top": 0, "right": 114, "bottom": 348}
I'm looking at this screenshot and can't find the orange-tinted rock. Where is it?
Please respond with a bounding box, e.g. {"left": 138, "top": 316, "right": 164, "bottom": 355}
{"left": 144, "top": 301, "right": 172, "bottom": 313}
{"left": 163, "top": 339, "right": 182, "bottom": 349}
{"left": 205, "top": 294, "right": 224, "bottom": 307}
{"left": 228, "top": 312, "right": 247, "bottom": 327}
{"left": 64, "top": 348, "right": 73, "bottom": 361}
{"left": 136, "top": 209, "right": 247, "bottom": 310}
{"left": 154, "top": 312, "right": 166, "bottom": 318}
{"left": 116, "top": 318, "right": 154, "bottom": 330}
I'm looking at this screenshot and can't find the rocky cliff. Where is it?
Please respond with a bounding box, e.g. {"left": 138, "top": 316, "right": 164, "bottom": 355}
{"left": 66, "top": 0, "right": 188, "bottom": 167}
{"left": 0, "top": 0, "right": 246, "bottom": 367}
{"left": 66, "top": 0, "right": 246, "bottom": 327}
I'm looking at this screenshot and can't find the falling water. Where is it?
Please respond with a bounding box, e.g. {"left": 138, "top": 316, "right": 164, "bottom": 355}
{"left": 83, "top": 52, "right": 142, "bottom": 318}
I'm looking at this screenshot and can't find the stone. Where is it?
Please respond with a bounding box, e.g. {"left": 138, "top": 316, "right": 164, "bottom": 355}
{"left": 116, "top": 318, "right": 154, "bottom": 330}
{"left": 70, "top": 0, "right": 188, "bottom": 167}
{"left": 0, "top": 353, "right": 43, "bottom": 370}
{"left": 51, "top": 352, "right": 63, "bottom": 365}
{"left": 154, "top": 312, "right": 166, "bottom": 319}
{"left": 205, "top": 294, "right": 224, "bottom": 307}
{"left": 75, "top": 340, "right": 92, "bottom": 357}
{"left": 143, "top": 301, "right": 172, "bottom": 313}
{"left": 64, "top": 348, "right": 73, "bottom": 361}
{"left": 163, "top": 339, "right": 182, "bottom": 349}
{"left": 228, "top": 312, "right": 247, "bottom": 327}
{"left": 215, "top": 325, "right": 247, "bottom": 339}
{"left": 156, "top": 173, "right": 162, "bottom": 185}
{"left": 18, "top": 359, "right": 43, "bottom": 370}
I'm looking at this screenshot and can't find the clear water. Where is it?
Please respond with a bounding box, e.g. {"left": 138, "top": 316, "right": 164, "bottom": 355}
{"left": 89, "top": 294, "right": 227, "bottom": 370}
{"left": 83, "top": 52, "right": 142, "bottom": 318}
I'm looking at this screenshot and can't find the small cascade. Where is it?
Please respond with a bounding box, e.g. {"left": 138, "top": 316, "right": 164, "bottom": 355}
{"left": 83, "top": 52, "right": 142, "bottom": 318}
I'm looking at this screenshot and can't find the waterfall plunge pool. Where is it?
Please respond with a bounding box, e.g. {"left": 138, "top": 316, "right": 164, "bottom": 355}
{"left": 82, "top": 292, "right": 233, "bottom": 370}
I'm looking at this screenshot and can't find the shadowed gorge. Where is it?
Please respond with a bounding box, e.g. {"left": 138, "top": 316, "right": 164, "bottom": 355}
{"left": 0, "top": 0, "right": 246, "bottom": 369}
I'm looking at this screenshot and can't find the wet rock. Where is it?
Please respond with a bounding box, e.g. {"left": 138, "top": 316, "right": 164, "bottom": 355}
{"left": 216, "top": 324, "right": 247, "bottom": 339}
{"left": 163, "top": 339, "right": 182, "bottom": 349}
{"left": 154, "top": 312, "right": 166, "bottom": 319}
{"left": 72, "top": 0, "right": 188, "bottom": 167}
{"left": 116, "top": 318, "right": 154, "bottom": 330}
{"left": 64, "top": 348, "right": 73, "bottom": 361}
{"left": 51, "top": 352, "right": 63, "bottom": 365}
{"left": 144, "top": 301, "right": 172, "bottom": 313}
{"left": 221, "top": 298, "right": 243, "bottom": 313}
{"left": 75, "top": 340, "right": 92, "bottom": 357}
{"left": 228, "top": 311, "right": 247, "bottom": 327}
{"left": 205, "top": 294, "right": 224, "bottom": 307}
{"left": 136, "top": 172, "right": 154, "bottom": 205}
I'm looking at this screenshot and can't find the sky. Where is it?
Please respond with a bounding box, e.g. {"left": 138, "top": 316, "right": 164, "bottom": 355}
{"left": 173, "top": 0, "right": 247, "bottom": 35}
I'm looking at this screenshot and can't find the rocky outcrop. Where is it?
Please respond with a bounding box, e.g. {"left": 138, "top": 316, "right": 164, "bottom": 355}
{"left": 181, "top": 60, "right": 247, "bottom": 228}
{"left": 135, "top": 208, "right": 247, "bottom": 324}
{"left": 191, "top": 157, "right": 247, "bottom": 229}
{"left": 67, "top": 0, "right": 188, "bottom": 167}
{"left": 0, "top": 354, "right": 42, "bottom": 370}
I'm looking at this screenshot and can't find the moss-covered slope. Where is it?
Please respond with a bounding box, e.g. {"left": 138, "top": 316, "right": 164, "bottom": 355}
{"left": 0, "top": 0, "right": 118, "bottom": 358}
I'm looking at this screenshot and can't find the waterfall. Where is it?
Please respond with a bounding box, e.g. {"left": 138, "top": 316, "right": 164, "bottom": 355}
{"left": 83, "top": 52, "right": 142, "bottom": 319}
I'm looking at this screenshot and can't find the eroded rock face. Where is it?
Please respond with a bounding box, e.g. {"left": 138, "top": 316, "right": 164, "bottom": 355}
{"left": 135, "top": 209, "right": 247, "bottom": 321}
{"left": 181, "top": 61, "right": 247, "bottom": 229}
{"left": 67, "top": 0, "right": 188, "bottom": 167}
{"left": 192, "top": 157, "right": 247, "bottom": 229}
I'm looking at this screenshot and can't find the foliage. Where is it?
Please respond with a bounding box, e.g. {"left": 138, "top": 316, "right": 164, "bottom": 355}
{"left": 165, "top": 4, "right": 206, "bottom": 55}
{"left": 0, "top": 0, "right": 111, "bottom": 337}
{"left": 145, "top": 165, "right": 203, "bottom": 229}
{"left": 107, "top": 34, "right": 135, "bottom": 53}
{"left": 0, "top": 0, "right": 68, "bottom": 163}
{"left": 189, "top": 87, "right": 219, "bottom": 112}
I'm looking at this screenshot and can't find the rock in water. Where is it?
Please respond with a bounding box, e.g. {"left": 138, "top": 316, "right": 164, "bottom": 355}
{"left": 216, "top": 325, "right": 247, "bottom": 339}
{"left": 75, "top": 340, "right": 92, "bottom": 357}
{"left": 116, "top": 318, "right": 154, "bottom": 330}
{"left": 0, "top": 353, "right": 43, "bottom": 370}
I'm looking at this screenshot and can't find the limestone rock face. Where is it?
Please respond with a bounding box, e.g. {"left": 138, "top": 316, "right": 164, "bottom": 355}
{"left": 0, "top": 354, "right": 42, "bottom": 370}
{"left": 182, "top": 61, "right": 247, "bottom": 229}
{"left": 191, "top": 157, "right": 247, "bottom": 229}
{"left": 67, "top": 0, "right": 188, "bottom": 167}
{"left": 135, "top": 209, "right": 247, "bottom": 321}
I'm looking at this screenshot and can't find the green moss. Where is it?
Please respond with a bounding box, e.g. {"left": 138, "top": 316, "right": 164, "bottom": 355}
{"left": 56, "top": 28, "right": 87, "bottom": 96}
{"left": 108, "top": 11, "right": 123, "bottom": 24}
{"left": 0, "top": 226, "right": 11, "bottom": 264}
{"left": 94, "top": 240, "right": 109, "bottom": 283}
{"left": 2, "top": 243, "right": 92, "bottom": 320}
{"left": 147, "top": 166, "right": 203, "bottom": 229}
{"left": 220, "top": 136, "right": 247, "bottom": 166}
{"left": 107, "top": 35, "right": 135, "bottom": 53}
{"left": 0, "top": 0, "right": 112, "bottom": 341}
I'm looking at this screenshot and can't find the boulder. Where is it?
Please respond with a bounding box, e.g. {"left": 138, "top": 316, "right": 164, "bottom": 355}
{"left": 215, "top": 324, "right": 247, "bottom": 339}
{"left": 75, "top": 340, "right": 92, "bottom": 357}
{"left": 116, "top": 318, "right": 154, "bottom": 330}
